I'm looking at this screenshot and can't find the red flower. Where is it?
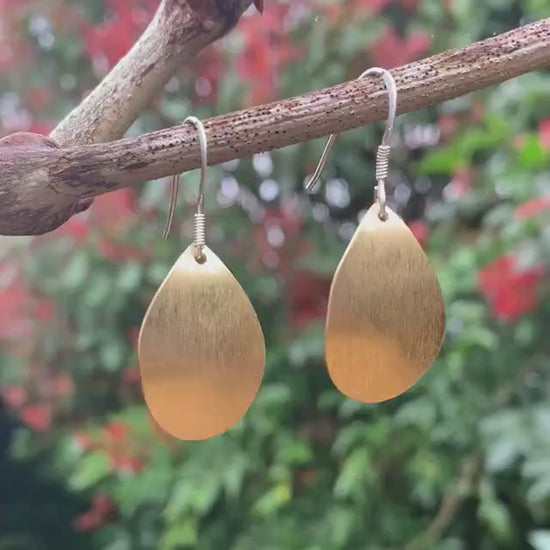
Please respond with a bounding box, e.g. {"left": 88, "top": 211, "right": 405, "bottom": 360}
{"left": 74, "top": 432, "right": 93, "bottom": 452}
{"left": 0, "top": 280, "right": 34, "bottom": 340}
{"left": 287, "top": 270, "right": 331, "bottom": 328}
{"left": 84, "top": 0, "right": 158, "bottom": 68}
{"left": 98, "top": 240, "right": 145, "bottom": 262}
{"left": 325, "top": 0, "right": 387, "bottom": 22}
{"left": 34, "top": 299, "right": 55, "bottom": 322}
{"left": 192, "top": 47, "right": 224, "bottom": 104}
{"left": 28, "top": 121, "right": 55, "bottom": 135}
{"left": 20, "top": 404, "right": 53, "bottom": 432}
{"left": 127, "top": 327, "right": 141, "bottom": 347}
{"left": 438, "top": 114, "right": 459, "bottom": 141}
{"left": 49, "top": 373, "right": 74, "bottom": 398}
{"left": 515, "top": 196, "right": 550, "bottom": 220}
{"left": 237, "top": 5, "right": 303, "bottom": 104}
{"left": 74, "top": 494, "right": 114, "bottom": 532}
{"left": 352, "top": 0, "right": 391, "bottom": 11}
{"left": 56, "top": 215, "right": 89, "bottom": 241}
{"left": 408, "top": 220, "right": 429, "bottom": 247}
{"left": 104, "top": 421, "right": 128, "bottom": 442}
{"left": 1, "top": 386, "right": 28, "bottom": 408}
{"left": 444, "top": 166, "right": 473, "bottom": 202}
{"left": 91, "top": 188, "right": 135, "bottom": 229}
{"left": 25, "top": 86, "right": 52, "bottom": 112}
{"left": 370, "top": 27, "right": 430, "bottom": 68}
{"left": 538, "top": 118, "right": 550, "bottom": 150}
{"left": 0, "top": 21, "right": 34, "bottom": 72}
{"left": 122, "top": 366, "right": 141, "bottom": 385}
{"left": 111, "top": 453, "right": 143, "bottom": 474}
{"left": 478, "top": 255, "right": 545, "bottom": 321}
{"left": 0, "top": 265, "right": 55, "bottom": 340}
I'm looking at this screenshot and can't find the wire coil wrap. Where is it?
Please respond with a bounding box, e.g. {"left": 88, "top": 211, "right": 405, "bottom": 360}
{"left": 193, "top": 213, "right": 206, "bottom": 259}
{"left": 375, "top": 145, "right": 391, "bottom": 181}
{"left": 375, "top": 145, "right": 391, "bottom": 220}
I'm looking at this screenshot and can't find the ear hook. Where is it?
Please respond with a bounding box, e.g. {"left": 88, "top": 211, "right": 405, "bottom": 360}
{"left": 305, "top": 67, "right": 397, "bottom": 221}
{"left": 164, "top": 116, "right": 208, "bottom": 261}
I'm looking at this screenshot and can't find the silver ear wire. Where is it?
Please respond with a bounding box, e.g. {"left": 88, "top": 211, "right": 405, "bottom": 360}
{"left": 305, "top": 67, "right": 397, "bottom": 220}
{"left": 163, "top": 116, "right": 208, "bottom": 261}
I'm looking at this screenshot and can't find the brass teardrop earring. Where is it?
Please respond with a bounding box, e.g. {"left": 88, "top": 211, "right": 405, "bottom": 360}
{"left": 138, "top": 116, "right": 265, "bottom": 440}
{"left": 306, "top": 68, "right": 445, "bottom": 403}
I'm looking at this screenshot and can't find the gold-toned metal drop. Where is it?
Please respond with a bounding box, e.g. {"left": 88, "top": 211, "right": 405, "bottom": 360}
{"left": 138, "top": 245, "right": 265, "bottom": 440}
{"left": 325, "top": 204, "right": 445, "bottom": 403}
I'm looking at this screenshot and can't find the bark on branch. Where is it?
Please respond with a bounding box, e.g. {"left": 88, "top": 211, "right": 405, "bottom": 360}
{"left": 0, "top": 0, "right": 256, "bottom": 235}
{"left": 52, "top": 0, "right": 256, "bottom": 146}
{"left": 1, "top": 18, "right": 550, "bottom": 236}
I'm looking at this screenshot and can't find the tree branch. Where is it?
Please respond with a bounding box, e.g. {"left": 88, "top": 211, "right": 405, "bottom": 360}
{"left": 51, "top": 0, "right": 255, "bottom": 146}
{"left": 0, "top": 0, "right": 255, "bottom": 235}
{"left": 1, "top": 18, "right": 549, "bottom": 235}
{"left": 400, "top": 455, "right": 483, "bottom": 550}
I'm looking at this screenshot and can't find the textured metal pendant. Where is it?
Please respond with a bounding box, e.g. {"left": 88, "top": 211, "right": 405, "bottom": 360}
{"left": 138, "top": 245, "right": 265, "bottom": 440}
{"left": 325, "top": 204, "right": 445, "bottom": 403}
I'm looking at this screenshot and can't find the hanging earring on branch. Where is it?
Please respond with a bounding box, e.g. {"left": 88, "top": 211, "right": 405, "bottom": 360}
{"left": 138, "top": 116, "right": 265, "bottom": 441}
{"left": 306, "top": 68, "right": 445, "bottom": 403}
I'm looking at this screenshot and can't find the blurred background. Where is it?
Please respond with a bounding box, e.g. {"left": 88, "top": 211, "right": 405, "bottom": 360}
{"left": 1, "top": 1, "right": 550, "bottom": 548}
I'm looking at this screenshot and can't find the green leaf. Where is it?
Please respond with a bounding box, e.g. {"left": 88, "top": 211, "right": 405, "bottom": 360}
{"left": 68, "top": 452, "right": 111, "bottom": 490}
{"left": 417, "top": 117, "right": 509, "bottom": 175}
{"left": 8, "top": 429, "right": 35, "bottom": 461}
{"left": 275, "top": 435, "right": 313, "bottom": 466}
{"left": 62, "top": 251, "right": 90, "bottom": 289}
{"left": 252, "top": 483, "right": 292, "bottom": 517}
{"left": 222, "top": 454, "right": 247, "bottom": 500}
{"left": 99, "top": 340, "right": 127, "bottom": 372}
{"left": 517, "top": 134, "right": 549, "bottom": 169}
{"left": 160, "top": 519, "right": 198, "bottom": 550}
{"left": 478, "top": 480, "right": 513, "bottom": 541}
{"left": 116, "top": 262, "right": 142, "bottom": 292}
{"left": 328, "top": 506, "right": 356, "bottom": 548}
{"left": 83, "top": 272, "right": 112, "bottom": 307}
{"left": 334, "top": 448, "right": 370, "bottom": 499}
{"left": 332, "top": 423, "right": 368, "bottom": 456}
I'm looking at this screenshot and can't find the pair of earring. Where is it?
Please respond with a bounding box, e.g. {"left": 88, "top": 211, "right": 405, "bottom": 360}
{"left": 138, "top": 69, "right": 445, "bottom": 442}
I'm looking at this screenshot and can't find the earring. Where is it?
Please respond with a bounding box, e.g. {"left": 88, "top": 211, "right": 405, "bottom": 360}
{"left": 138, "top": 116, "right": 265, "bottom": 440}
{"left": 306, "top": 68, "right": 445, "bottom": 403}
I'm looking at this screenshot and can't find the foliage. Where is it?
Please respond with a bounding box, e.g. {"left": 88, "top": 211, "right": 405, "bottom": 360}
{"left": 1, "top": 0, "right": 550, "bottom": 548}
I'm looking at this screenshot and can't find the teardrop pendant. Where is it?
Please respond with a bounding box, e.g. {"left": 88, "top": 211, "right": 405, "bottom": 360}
{"left": 325, "top": 205, "right": 445, "bottom": 403}
{"left": 138, "top": 245, "right": 265, "bottom": 440}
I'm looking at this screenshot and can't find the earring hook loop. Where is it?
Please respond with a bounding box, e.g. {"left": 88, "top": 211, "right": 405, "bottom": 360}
{"left": 305, "top": 67, "right": 397, "bottom": 220}
{"left": 163, "top": 116, "right": 208, "bottom": 261}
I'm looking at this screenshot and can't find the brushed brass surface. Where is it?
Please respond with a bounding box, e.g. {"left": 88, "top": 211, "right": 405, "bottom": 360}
{"left": 325, "top": 204, "right": 445, "bottom": 403}
{"left": 138, "top": 245, "right": 265, "bottom": 440}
